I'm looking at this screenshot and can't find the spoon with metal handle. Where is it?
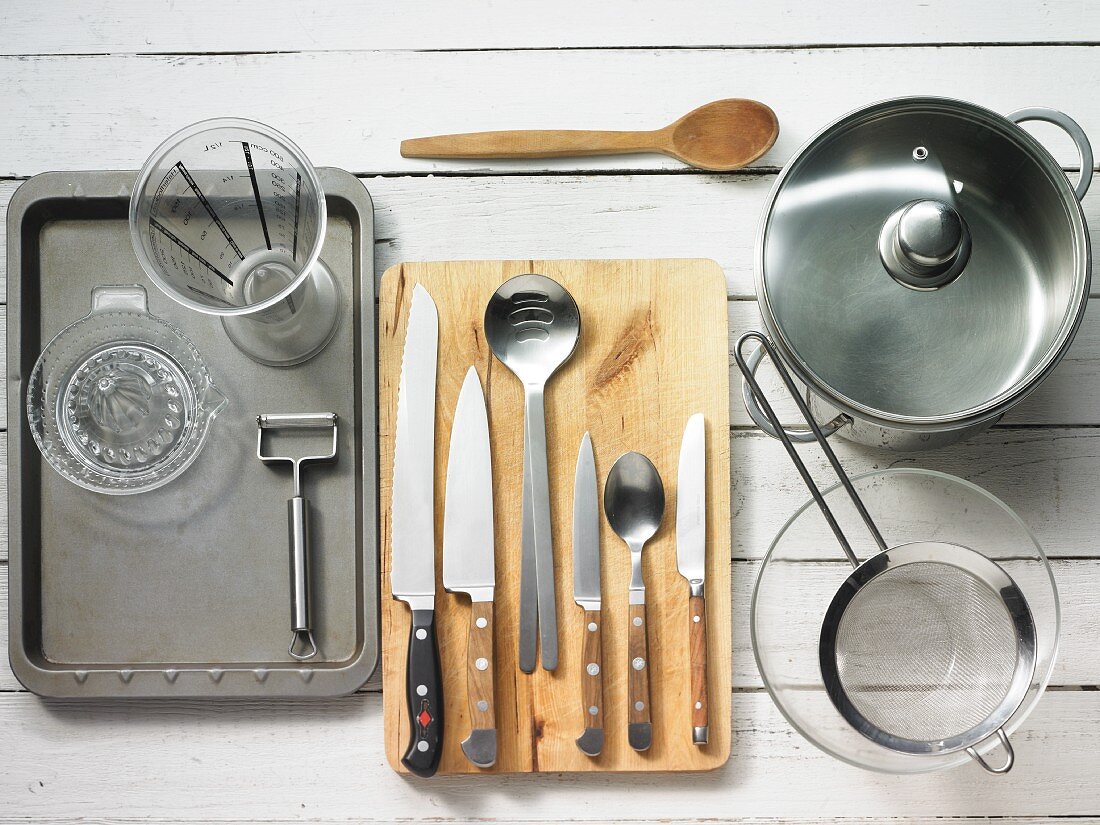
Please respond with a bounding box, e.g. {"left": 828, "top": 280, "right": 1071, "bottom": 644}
{"left": 485, "top": 274, "right": 581, "bottom": 672}
{"left": 401, "top": 99, "right": 779, "bottom": 172}
{"left": 604, "top": 451, "right": 665, "bottom": 752}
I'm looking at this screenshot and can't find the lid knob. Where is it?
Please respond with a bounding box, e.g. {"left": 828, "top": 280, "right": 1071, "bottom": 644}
{"left": 879, "top": 198, "right": 972, "bottom": 290}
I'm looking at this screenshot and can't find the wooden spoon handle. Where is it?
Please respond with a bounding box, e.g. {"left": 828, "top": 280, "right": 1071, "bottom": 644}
{"left": 401, "top": 129, "right": 661, "bottom": 159}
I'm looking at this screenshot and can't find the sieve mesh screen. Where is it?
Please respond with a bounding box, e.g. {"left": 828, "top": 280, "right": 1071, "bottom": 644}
{"left": 834, "top": 561, "right": 1019, "bottom": 743}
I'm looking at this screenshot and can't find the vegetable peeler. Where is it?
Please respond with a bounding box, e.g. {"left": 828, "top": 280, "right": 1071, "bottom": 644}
{"left": 256, "top": 412, "right": 339, "bottom": 660}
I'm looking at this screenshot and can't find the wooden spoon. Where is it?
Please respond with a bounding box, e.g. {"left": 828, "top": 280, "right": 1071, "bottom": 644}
{"left": 400, "top": 98, "right": 778, "bottom": 171}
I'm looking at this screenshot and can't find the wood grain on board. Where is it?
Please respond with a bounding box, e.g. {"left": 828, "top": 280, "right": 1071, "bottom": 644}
{"left": 378, "top": 259, "right": 731, "bottom": 773}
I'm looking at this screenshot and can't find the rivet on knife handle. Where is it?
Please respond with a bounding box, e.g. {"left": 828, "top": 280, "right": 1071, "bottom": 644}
{"left": 402, "top": 609, "right": 443, "bottom": 777}
{"left": 462, "top": 601, "right": 497, "bottom": 768}
{"left": 576, "top": 609, "right": 604, "bottom": 756}
{"left": 627, "top": 600, "right": 653, "bottom": 751}
{"left": 689, "top": 589, "right": 709, "bottom": 744}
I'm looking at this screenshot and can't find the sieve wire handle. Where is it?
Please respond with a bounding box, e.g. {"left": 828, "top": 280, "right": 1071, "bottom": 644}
{"left": 734, "top": 332, "right": 888, "bottom": 566}
{"left": 966, "top": 728, "right": 1015, "bottom": 774}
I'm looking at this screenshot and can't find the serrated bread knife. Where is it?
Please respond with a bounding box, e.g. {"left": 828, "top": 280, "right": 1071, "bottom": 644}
{"left": 391, "top": 283, "right": 443, "bottom": 777}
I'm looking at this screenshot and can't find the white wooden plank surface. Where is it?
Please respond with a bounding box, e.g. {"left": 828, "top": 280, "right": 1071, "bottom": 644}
{"left": 6, "top": 0, "right": 1100, "bottom": 54}
{"left": 1, "top": 690, "right": 1099, "bottom": 820}
{"left": 3, "top": 555, "right": 1099, "bottom": 694}
{"left": 6, "top": 424, "right": 1100, "bottom": 561}
{"left": 2, "top": 47, "right": 1099, "bottom": 176}
{"left": 4, "top": 173, "right": 1100, "bottom": 301}
{"left": 5, "top": 5, "right": 1100, "bottom": 822}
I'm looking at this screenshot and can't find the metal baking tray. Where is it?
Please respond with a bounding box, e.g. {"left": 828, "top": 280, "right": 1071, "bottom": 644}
{"left": 7, "top": 168, "right": 378, "bottom": 698}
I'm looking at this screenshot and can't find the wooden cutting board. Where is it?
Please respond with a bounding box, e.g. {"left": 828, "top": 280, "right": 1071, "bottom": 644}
{"left": 379, "top": 259, "right": 731, "bottom": 774}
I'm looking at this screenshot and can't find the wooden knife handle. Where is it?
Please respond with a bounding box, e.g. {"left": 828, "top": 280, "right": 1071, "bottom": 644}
{"left": 627, "top": 602, "right": 652, "bottom": 751}
{"left": 461, "top": 601, "right": 497, "bottom": 768}
{"left": 689, "top": 593, "right": 709, "bottom": 745}
{"left": 575, "top": 609, "right": 604, "bottom": 756}
{"left": 401, "top": 129, "right": 659, "bottom": 160}
{"left": 402, "top": 608, "right": 443, "bottom": 777}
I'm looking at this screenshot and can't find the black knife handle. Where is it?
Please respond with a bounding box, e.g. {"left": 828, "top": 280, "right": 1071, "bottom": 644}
{"left": 402, "top": 608, "right": 444, "bottom": 777}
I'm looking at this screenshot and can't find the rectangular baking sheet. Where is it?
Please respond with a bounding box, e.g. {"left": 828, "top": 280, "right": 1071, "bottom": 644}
{"left": 7, "top": 168, "right": 378, "bottom": 698}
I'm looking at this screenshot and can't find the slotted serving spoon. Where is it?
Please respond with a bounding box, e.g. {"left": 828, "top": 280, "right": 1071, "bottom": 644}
{"left": 485, "top": 274, "right": 580, "bottom": 673}
{"left": 401, "top": 99, "right": 779, "bottom": 171}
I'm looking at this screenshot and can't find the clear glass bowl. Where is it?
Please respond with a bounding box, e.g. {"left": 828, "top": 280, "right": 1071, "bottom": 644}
{"left": 751, "top": 468, "right": 1059, "bottom": 773}
{"left": 27, "top": 285, "right": 228, "bottom": 495}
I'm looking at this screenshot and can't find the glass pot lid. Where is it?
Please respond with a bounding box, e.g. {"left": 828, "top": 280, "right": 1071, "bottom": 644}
{"left": 758, "top": 97, "right": 1091, "bottom": 426}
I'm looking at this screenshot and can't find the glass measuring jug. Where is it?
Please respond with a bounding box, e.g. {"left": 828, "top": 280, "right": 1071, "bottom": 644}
{"left": 129, "top": 118, "right": 340, "bottom": 367}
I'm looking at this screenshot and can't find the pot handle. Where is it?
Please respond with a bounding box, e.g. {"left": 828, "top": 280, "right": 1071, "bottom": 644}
{"left": 1008, "top": 108, "right": 1093, "bottom": 201}
{"left": 965, "top": 728, "right": 1015, "bottom": 775}
{"left": 740, "top": 342, "right": 846, "bottom": 443}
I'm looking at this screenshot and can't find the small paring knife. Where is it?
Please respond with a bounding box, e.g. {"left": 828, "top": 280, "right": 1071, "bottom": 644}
{"left": 390, "top": 284, "right": 444, "bottom": 777}
{"left": 676, "top": 413, "right": 709, "bottom": 745}
{"left": 443, "top": 367, "right": 498, "bottom": 769}
{"left": 572, "top": 432, "right": 603, "bottom": 757}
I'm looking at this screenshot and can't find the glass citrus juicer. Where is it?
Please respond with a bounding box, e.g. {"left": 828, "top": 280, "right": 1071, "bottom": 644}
{"left": 129, "top": 118, "right": 339, "bottom": 367}
{"left": 27, "top": 285, "right": 228, "bottom": 495}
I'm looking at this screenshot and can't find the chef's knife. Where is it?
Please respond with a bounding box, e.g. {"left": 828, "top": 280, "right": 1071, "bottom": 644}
{"left": 443, "top": 367, "right": 497, "bottom": 769}
{"left": 391, "top": 283, "right": 443, "bottom": 777}
{"left": 676, "top": 413, "right": 709, "bottom": 745}
{"left": 572, "top": 432, "right": 603, "bottom": 757}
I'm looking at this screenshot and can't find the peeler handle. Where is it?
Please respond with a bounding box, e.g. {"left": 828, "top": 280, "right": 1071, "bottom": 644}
{"left": 288, "top": 495, "right": 317, "bottom": 660}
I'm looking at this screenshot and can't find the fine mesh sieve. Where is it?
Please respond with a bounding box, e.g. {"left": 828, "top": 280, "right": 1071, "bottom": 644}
{"left": 735, "top": 331, "right": 1037, "bottom": 775}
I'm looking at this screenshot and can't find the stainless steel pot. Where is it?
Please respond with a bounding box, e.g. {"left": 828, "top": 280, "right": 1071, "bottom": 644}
{"left": 742, "top": 97, "right": 1092, "bottom": 450}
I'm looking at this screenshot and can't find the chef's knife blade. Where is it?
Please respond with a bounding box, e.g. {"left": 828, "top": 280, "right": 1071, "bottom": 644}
{"left": 572, "top": 432, "right": 604, "bottom": 756}
{"left": 443, "top": 367, "right": 497, "bottom": 768}
{"left": 676, "top": 412, "right": 709, "bottom": 745}
{"left": 391, "top": 283, "right": 443, "bottom": 777}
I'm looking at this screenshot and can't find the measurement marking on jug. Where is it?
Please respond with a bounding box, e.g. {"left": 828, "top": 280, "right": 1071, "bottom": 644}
{"left": 292, "top": 172, "right": 302, "bottom": 261}
{"left": 173, "top": 162, "right": 244, "bottom": 260}
{"left": 242, "top": 142, "right": 273, "bottom": 251}
{"left": 149, "top": 217, "right": 233, "bottom": 285}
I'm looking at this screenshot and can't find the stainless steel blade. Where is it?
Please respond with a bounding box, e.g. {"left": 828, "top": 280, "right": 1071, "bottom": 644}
{"left": 443, "top": 367, "right": 495, "bottom": 603}
{"left": 676, "top": 413, "right": 707, "bottom": 589}
{"left": 391, "top": 283, "right": 440, "bottom": 610}
{"left": 572, "top": 431, "right": 600, "bottom": 610}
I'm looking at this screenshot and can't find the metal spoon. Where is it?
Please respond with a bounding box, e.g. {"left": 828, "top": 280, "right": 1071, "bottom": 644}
{"left": 485, "top": 274, "right": 580, "bottom": 672}
{"left": 604, "top": 451, "right": 665, "bottom": 752}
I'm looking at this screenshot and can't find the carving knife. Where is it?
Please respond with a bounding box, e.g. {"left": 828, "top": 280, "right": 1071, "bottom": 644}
{"left": 676, "top": 413, "right": 709, "bottom": 745}
{"left": 572, "top": 432, "right": 603, "bottom": 757}
{"left": 443, "top": 367, "right": 497, "bottom": 768}
{"left": 391, "top": 283, "right": 443, "bottom": 777}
